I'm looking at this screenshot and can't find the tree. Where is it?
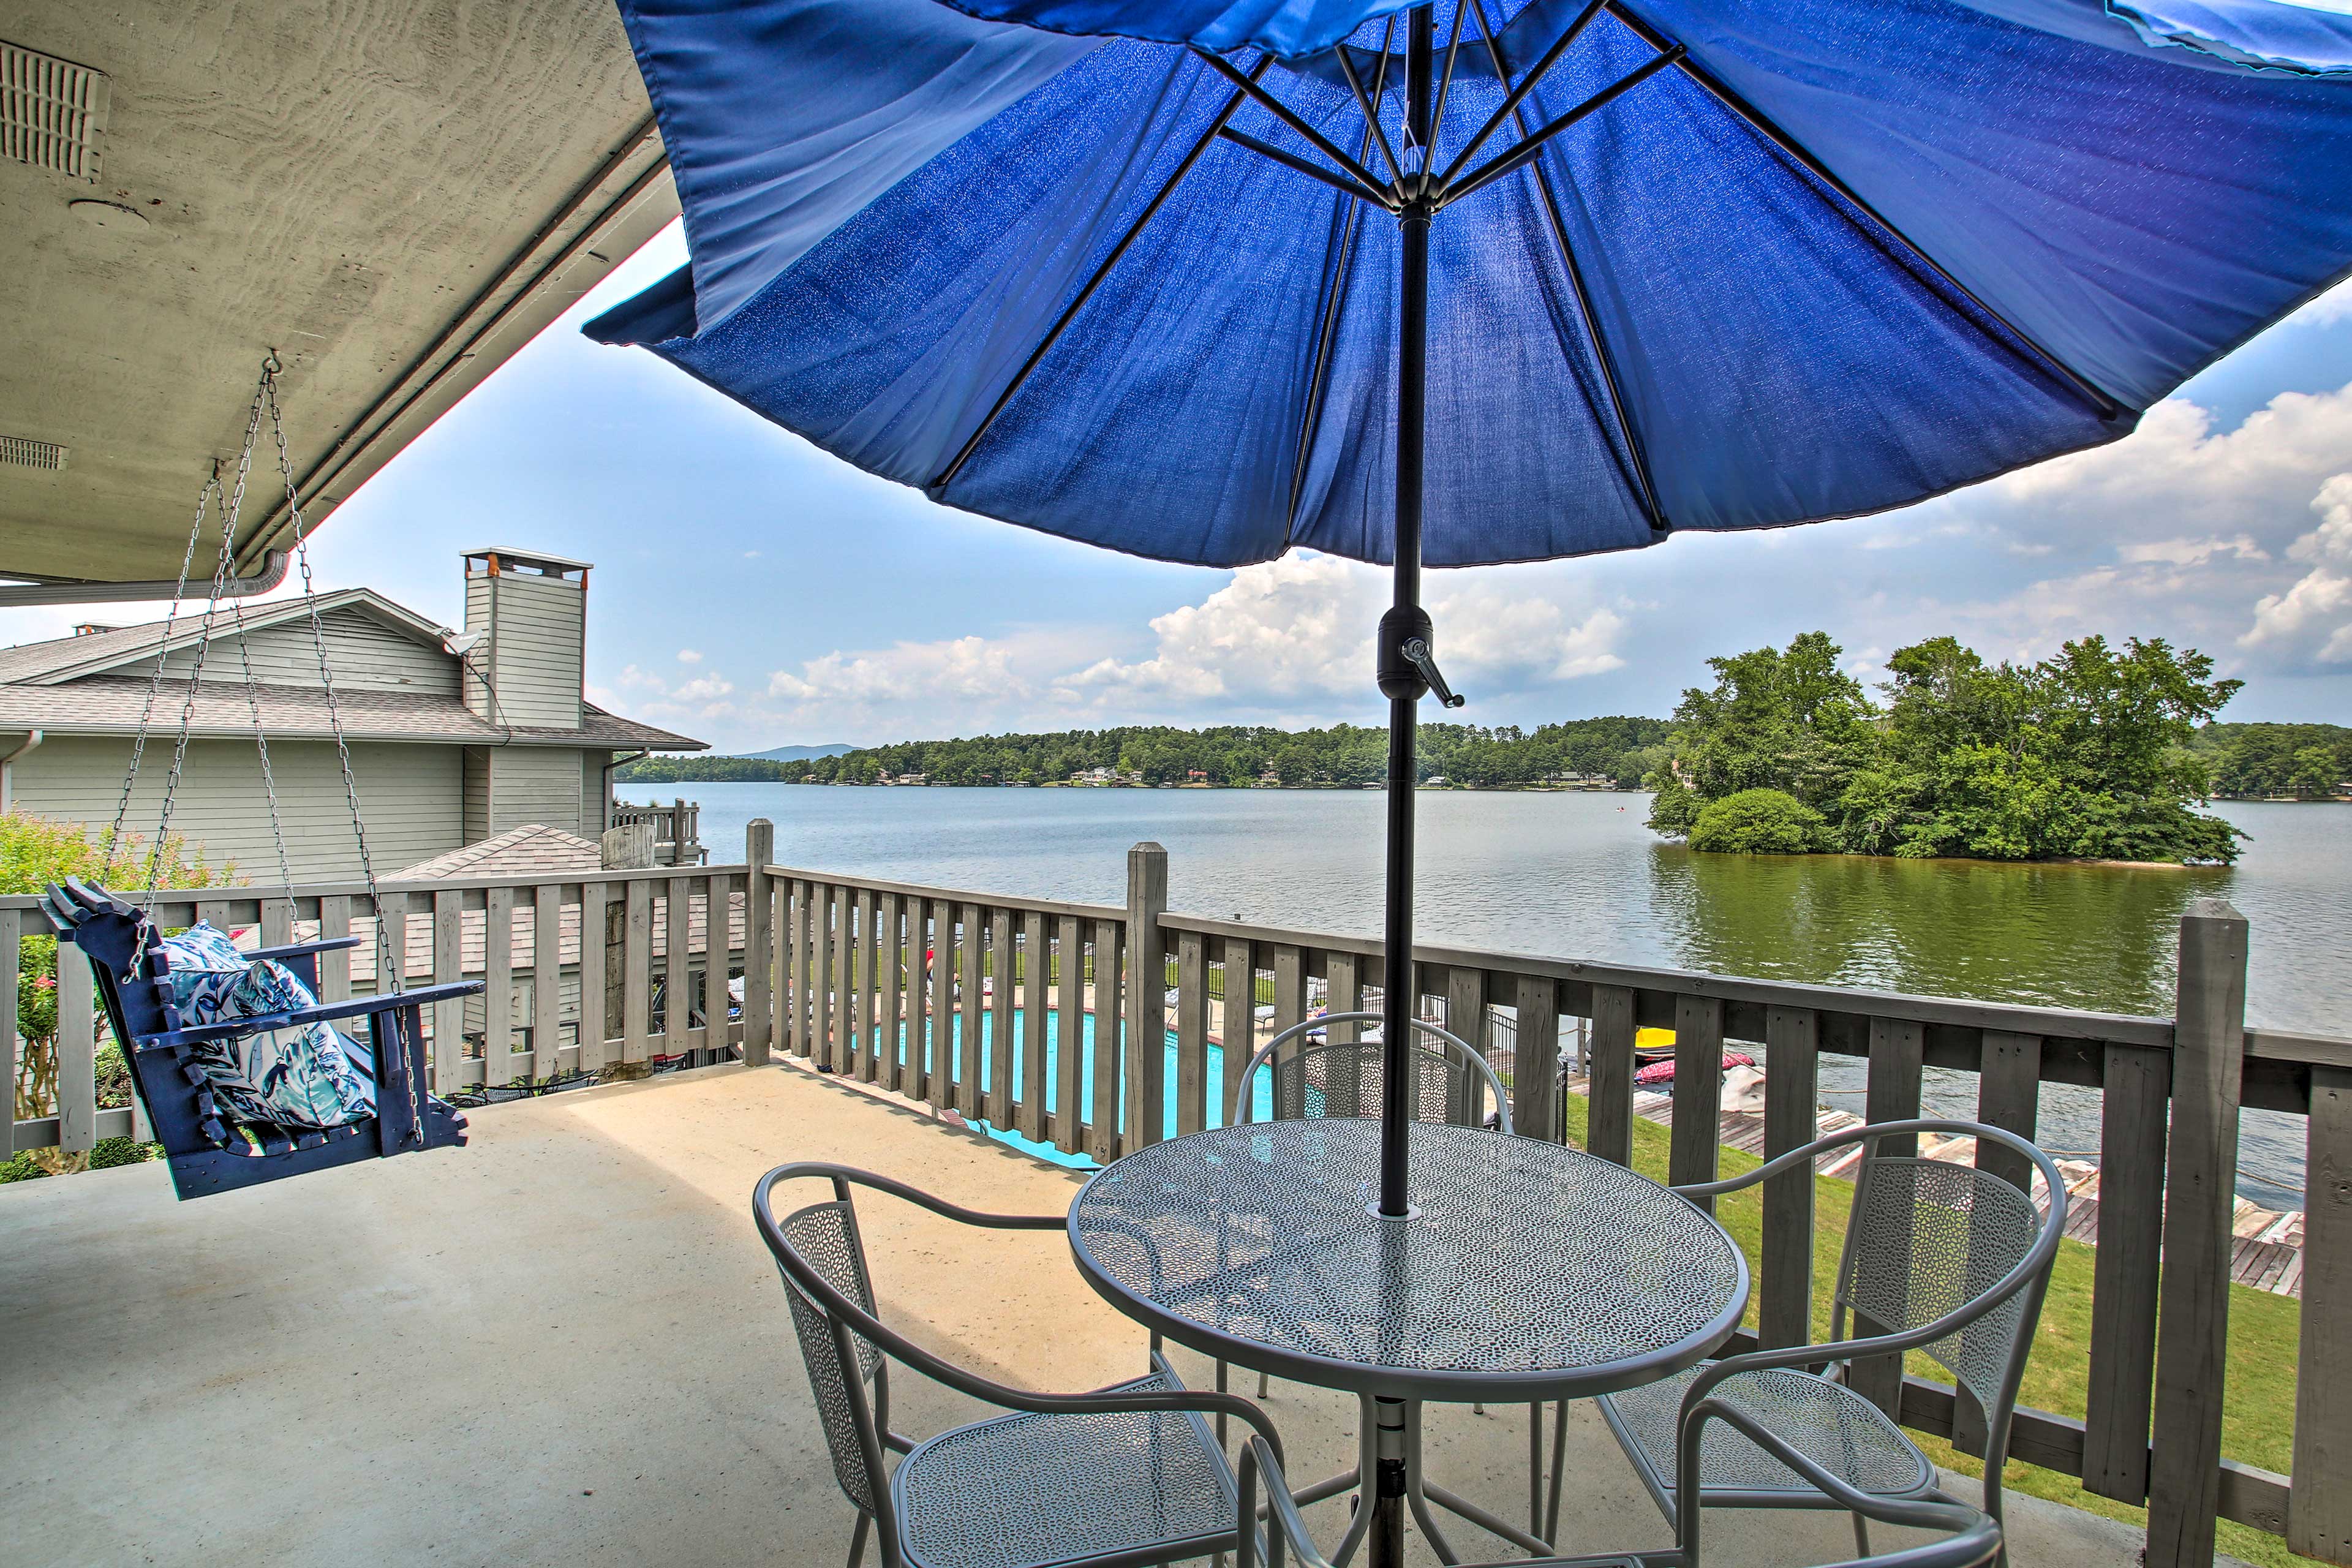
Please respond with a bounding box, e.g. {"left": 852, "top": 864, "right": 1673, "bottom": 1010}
{"left": 1687, "top": 790, "right": 1825, "bottom": 854}
{"left": 1648, "top": 631, "right": 1871, "bottom": 839}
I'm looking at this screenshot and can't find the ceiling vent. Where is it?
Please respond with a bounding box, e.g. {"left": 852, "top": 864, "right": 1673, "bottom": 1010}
{"left": 1, "top": 40, "right": 110, "bottom": 182}
{"left": 0, "top": 435, "right": 69, "bottom": 471}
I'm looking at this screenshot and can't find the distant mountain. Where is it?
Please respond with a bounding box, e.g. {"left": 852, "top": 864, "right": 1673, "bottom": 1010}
{"left": 744, "top": 743, "right": 856, "bottom": 763}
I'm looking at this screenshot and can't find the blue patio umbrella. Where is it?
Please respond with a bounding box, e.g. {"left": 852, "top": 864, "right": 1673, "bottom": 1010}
{"left": 589, "top": 0, "right": 2352, "bottom": 1270}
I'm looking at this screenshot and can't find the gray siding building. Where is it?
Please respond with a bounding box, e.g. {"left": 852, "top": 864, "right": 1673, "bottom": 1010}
{"left": 0, "top": 548, "right": 703, "bottom": 881}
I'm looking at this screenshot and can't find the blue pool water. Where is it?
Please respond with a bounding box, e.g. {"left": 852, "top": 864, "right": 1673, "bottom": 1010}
{"left": 871, "top": 1007, "right": 1271, "bottom": 1168}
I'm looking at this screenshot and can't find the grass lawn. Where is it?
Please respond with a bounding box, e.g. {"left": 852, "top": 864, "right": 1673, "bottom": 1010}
{"left": 1554, "top": 1095, "right": 2307, "bottom": 1567}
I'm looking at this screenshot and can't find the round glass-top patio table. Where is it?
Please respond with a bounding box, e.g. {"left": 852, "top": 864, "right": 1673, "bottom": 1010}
{"left": 1066, "top": 1119, "right": 1748, "bottom": 1562}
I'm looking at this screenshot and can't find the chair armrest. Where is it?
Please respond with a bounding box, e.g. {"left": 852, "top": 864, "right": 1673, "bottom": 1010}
{"left": 1672, "top": 1116, "right": 2059, "bottom": 1202}
{"left": 247, "top": 936, "right": 366, "bottom": 963}
{"left": 1238, "top": 1435, "right": 1336, "bottom": 1568}
{"left": 135, "top": 979, "right": 486, "bottom": 1047}
{"left": 1679, "top": 1396, "right": 2000, "bottom": 1568}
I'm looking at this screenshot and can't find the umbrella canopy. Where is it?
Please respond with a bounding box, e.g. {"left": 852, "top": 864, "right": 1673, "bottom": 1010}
{"left": 589, "top": 0, "right": 2352, "bottom": 1321}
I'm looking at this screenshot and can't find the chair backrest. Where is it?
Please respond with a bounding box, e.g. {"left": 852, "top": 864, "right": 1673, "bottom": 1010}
{"left": 1834, "top": 1142, "right": 2056, "bottom": 1413}
{"left": 767, "top": 1189, "right": 892, "bottom": 1521}
{"left": 1235, "top": 1011, "right": 1512, "bottom": 1133}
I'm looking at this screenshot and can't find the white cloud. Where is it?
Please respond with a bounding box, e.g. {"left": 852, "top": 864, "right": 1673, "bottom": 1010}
{"left": 674, "top": 673, "right": 734, "bottom": 702}
{"left": 677, "top": 648, "right": 704, "bottom": 664}
{"left": 615, "top": 663, "right": 663, "bottom": 690}
{"left": 1065, "top": 555, "right": 1629, "bottom": 714}
{"left": 2117, "top": 535, "right": 2269, "bottom": 568}
{"left": 2244, "top": 474, "right": 2352, "bottom": 665}
{"left": 770, "top": 635, "right": 1028, "bottom": 704}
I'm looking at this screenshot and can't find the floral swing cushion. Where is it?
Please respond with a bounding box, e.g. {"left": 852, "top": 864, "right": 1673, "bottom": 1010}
{"left": 156, "top": 923, "right": 377, "bottom": 1130}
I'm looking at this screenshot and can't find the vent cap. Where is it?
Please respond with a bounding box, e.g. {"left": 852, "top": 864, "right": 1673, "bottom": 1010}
{"left": 0, "top": 435, "right": 69, "bottom": 471}
{"left": 2, "top": 40, "right": 110, "bottom": 182}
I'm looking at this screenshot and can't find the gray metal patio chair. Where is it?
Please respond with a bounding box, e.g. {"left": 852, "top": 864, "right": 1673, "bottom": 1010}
{"left": 1577, "top": 1118, "right": 2065, "bottom": 1568}
{"left": 754, "top": 1161, "right": 1287, "bottom": 1568}
{"left": 1237, "top": 1413, "right": 2003, "bottom": 1568}
{"left": 1231, "top": 1011, "right": 1514, "bottom": 1134}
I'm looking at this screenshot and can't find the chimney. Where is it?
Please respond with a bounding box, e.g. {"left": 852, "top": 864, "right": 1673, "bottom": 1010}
{"left": 461, "top": 548, "right": 587, "bottom": 729}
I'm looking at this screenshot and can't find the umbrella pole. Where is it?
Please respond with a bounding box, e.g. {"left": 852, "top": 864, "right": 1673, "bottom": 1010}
{"left": 1378, "top": 4, "right": 1436, "bottom": 1227}
{"left": 1371, "top": 15, "right": 1433, "bottom": 1568}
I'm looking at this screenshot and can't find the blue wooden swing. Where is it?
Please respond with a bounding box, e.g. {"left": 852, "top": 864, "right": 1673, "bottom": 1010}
{"left": 42, "top": 356, "right": 483, "bottom": 1199}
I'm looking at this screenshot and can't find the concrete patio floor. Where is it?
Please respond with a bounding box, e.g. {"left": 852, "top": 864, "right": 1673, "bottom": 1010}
{"left": 1, "top": 1062, "right": 2160, "bottom": 1568}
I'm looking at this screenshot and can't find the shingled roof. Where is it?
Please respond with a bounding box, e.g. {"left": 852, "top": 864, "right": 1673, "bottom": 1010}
{"left": 393, "top": 824, "right": 603, "bottom": 881}
{"left": 0, "top": 676, "right": 701, "bottom": 749}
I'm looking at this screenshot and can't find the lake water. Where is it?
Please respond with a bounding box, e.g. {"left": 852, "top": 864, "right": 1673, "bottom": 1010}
{"left": 671, "top": 782, "right": 2350, "bottom": 1202}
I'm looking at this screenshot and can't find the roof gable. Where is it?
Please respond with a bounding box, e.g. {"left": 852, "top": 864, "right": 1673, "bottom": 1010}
{"left": 0, "top": 589, "right": 454, "bottom": 687}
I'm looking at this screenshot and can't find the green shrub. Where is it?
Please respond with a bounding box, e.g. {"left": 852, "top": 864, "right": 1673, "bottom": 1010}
{"left": 1687, "top": 788, "right": 1825, "bottom": 854}
{"left": 87, "top": 1136, "right": 156, "bottom": 1170}
{"left": 0, "top": 1151, "right": 49, "bottom": 1182}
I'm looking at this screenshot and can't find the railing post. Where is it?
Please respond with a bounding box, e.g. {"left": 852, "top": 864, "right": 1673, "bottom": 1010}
{"left": 744, "top": 820, "right": 775, "bottom": 1066}
{"left": 1124, "top": 842, "right": 1168, "bottom": 1148}
{"left": 2147, "top": 899, "right": 2248, "bottom": 1568}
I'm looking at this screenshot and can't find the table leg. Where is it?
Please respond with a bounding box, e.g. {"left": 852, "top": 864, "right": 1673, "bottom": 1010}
{"left": 1404, "top": 1400, "right": 1462, "bottom": 1566}
{"left": 1330, "top": 1396, "right": 1381, "bottom": 1568}
{"left": 1366, "top": 1396, "right": 1409, "bottom": 1568}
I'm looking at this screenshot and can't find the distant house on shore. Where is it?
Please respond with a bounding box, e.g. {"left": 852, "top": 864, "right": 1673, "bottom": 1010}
{"left": 0, "top": 548, "right": 704, "bottom": 881}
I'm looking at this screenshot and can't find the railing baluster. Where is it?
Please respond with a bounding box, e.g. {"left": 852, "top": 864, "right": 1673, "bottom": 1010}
{"left": 745, "top": 827, "right": 775, "bottom": 1068}
{"left": 706, "top": 873, "right": 735, "bottom": 1065}
{"left": 2293, "top": 1063, "right": 2352, "bottom": 1561}
{"left": 1210, "top": 936, "right": 1251, "bottom": 1137}
{"left": 1021, "top": 909, "right": 1048, "bottom": 1141}
{"left": 787, "top": 880, "right": 810, "bottom": 1059}
{"left": 1850, "top": 1016, "right": 1928, "bottom": 1416}
{"left": 1957, "top": 1030, "right": 2048, "bottom": 1454}
{"left": 879, "top": 891, "right": 904, "bottom": 1093}
{"left": 665, "top": 875, "right": 693, "bottom": 1062}
{"left": 55, "top": 936, "right": 94, "bottom": 1154}
{"left": 318, "top": 895, "right": 352, "bottom": 1004}
{"left": 1270, "top": 944, "right": 1305, "bottom": 1130}
{"left": 958, "top": 903, "right": 983, "bottom": 1119}
{"left": 578, "top": 881, "right": 609, "bottom": 1073}
{"left": 1091, "top": 918, "right": 1123, "bottom": 1162}
{"left": 484, "top": 884, "right": 515, "bottom": 1086}
{"left": 1669, "top": 995, "right": 1725, "bottom": 1202}
{"left": 2084, "top": 1041, "right": 2168, "bottom": 1503}
{"left": 990, "top": 907, "right": 1015, "bottom": 1121}
{"left": 1587, "top": 984, "right": 1636, "bottom": 1167}
{"left": 1177, "top": 930, "right": 1209, "bottom": 1133}
{"left": 432, "top": 890, "right": 465, "bottom": 1091}
{"left": 624, "top": 878, "right": 654, "bottom": 1066}
{"left": 1055, "top": 914, "right": 1085, "bottom": 1156}
{"left": 0, "top": 908, "right": 19, "bottom": 1152}
{"left": 853, "top": 886, "right": 876, "bottom": 1080}
{"left": 1123, "top": 845, "right": 1167, "bottom": 1148}
{"left": 1514, "top": 975, "right": 1559, "bottom": 1142}
{"left": 1761, "top": 1005, "right": 1820, "bottom": 1349}
{"left": 259, "top": 895, "right": 293, "bottom": 952}
{"left": 813, "top": 884, "right": 836, "bottom": 1071}
{"left": 1447, "top": 965, "right": 1486, "bottom": 1127}
{"left": 922, "top": 899, "right": 948, "bottom": 1111}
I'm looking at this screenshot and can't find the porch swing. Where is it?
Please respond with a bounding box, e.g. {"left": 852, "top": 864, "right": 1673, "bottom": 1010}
{"left": 41, "top": 356, "right": 483, "bottom": 1200}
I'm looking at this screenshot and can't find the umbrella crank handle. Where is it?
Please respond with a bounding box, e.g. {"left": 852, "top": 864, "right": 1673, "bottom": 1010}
{"left": 1401, "top": 637, "right": 1466, "bottom": 709}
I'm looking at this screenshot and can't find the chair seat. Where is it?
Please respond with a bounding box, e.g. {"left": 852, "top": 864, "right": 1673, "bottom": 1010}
{"left": 892, "top": 1370, "right": 1237, "bottom": 1568}
{"left": 1597, "top": 1362, "right": 1934, "bottom": 1507}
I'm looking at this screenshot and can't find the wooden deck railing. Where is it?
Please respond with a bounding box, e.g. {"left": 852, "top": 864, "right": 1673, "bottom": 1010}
{"left": 744, "top": 830, "right": 2352, "bottom": 1568}
{"left": 9, "top": 821, "right": 2350, "bottom": 1567}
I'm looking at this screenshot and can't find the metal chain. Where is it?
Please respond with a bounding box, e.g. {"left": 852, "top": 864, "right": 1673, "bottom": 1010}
{"left": 260, "top": 361, "right": 425, "bottom": 1142}
{"left": 222, "top": 526, "right": 296, "bottom": 906}
{"left": 108, "top": 462, "right": 219, "bottom": 869}
{"left": 145, "top": 374, "right": 274, "bottom": 907}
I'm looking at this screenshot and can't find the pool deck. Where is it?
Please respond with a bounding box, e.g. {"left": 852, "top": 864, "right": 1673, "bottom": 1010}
{"left": 1, "top": 1060, "right": 2173, "bottom": 1568}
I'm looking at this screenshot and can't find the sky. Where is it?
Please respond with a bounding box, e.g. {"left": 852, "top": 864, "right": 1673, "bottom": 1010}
{"left": 9, "top": 222, "right": 2352, "bottom": 754}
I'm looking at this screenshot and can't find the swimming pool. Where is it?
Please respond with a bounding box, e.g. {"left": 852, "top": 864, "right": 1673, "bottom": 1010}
{"left": 874, "top": 1008, "right": 1269, "bottom": 1168}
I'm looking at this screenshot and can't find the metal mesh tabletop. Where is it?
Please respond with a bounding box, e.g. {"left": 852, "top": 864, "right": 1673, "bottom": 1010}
{"left": 1069, "top": 1120, "right": 1747, "bottom": 1401}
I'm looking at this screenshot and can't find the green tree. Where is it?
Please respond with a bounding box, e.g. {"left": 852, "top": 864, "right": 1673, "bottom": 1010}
{"left": 1686, "top": 789, "right": 1825, "bottom": 854}
{"left": 1648, "top": 631, "right": 1871, "bottom": 839}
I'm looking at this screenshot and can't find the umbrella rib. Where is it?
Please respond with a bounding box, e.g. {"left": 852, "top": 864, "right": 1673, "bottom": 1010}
{"left": 1426, "top": 0, "right": 1474, "bottom": 184}
{"left": 1217, "top": 128, "right": 1396, "bottom": 208}
{"left": 1600, "top": 0, "right": 2125, "bottom": 421}
{"left": 928, "top": 60, "right": 1273, "bottom": 495}
{"left": 1333, "top": 44, "right": 1408, "bottom": 197}
{"left": 1431, "top": 0, "right": 1605, "bottom": 192}
{"left": 1191, "top": 48, "right": 1396, "bottom": 203}
{"left": 1464, "top": 0, "right": 1668, "bottom": 532}
{"left": 1435, "top": 45, "right": 1684, "bottom": 210}
{"left": 1284, "top": 112, "right": 1384, "bottom": 530}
